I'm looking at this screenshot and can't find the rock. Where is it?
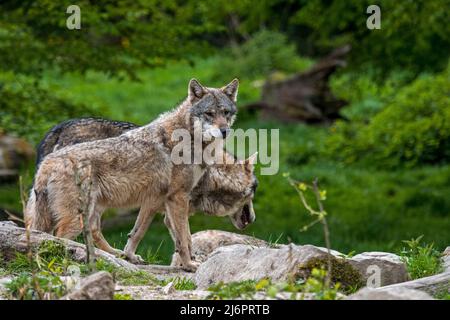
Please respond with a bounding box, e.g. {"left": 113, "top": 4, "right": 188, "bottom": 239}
{"left": 349, "top": 252, "right": 409, "bottom": 286}
{"left": 194, "top": 244, "right": 362, "bottom": 289}
{"left": 115, "top": 285, "right": 210, "bottom": 300}
{"left": 379, "top": 271, "right": 450, "bottom": 296}
{"left": 443, "top": 247, "right": 450, "bottom": 272}
{"left": 191, "top": 230, "right": 269, "bottom": 263}
{"left": 346, "top": 287, "right": 434, "bottom": 300}
{"left": 62, "top": 271, "right": 115, "bottom": 300}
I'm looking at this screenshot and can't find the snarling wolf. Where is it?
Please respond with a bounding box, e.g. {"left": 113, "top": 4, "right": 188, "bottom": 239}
{"left": 26, "top": 79, "right": 256, "bottom": 271}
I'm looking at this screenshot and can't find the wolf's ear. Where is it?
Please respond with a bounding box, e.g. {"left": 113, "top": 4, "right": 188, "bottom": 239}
{"left": 188, "top": 78, "right": 206, "bottom": 101}
{"left": 222, "top": 78, "right": 239, "bottom": 102}
{"left": 244, "top": 152, "right": 258, "bottom": 171}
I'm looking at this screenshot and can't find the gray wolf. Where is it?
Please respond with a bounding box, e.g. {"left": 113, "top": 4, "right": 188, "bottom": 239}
{"left": 26, "top": 79, "right": 255, "bottom": 271}
{"left": 35, "top": 117, "right": 257, "bottom": 264}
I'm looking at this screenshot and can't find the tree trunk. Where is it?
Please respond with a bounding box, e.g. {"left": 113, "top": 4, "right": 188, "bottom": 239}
{"left": 245, "top": 45, "right": 351, "bottom": 123}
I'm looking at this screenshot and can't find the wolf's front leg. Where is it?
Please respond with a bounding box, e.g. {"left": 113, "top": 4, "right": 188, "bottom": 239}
{"left": 165, "top": 192, "right": 198, "bottom": 272}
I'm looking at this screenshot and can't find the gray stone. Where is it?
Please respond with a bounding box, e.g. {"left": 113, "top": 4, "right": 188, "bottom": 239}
{"left": 62, "top": 271, "right": 115, "bottom": 300}
{"left": 349, "top": 252, "right": 409, "bottom": 286}
{"left": 194, "top": 244, "right": 348, "bottom": 289}
{"left": 191, "top": 230, "right": 269, "bottom": 263}
{"left": 346, "top": 287, "right": 434, "bottom": 300}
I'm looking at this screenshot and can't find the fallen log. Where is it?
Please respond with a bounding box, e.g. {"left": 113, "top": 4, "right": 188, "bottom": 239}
{"left": 245, "top": 45, "right": 350, "bottom": 123}
{"left": 0, "top": 221, "right": 138, "bottom": 271}
{"left": 378, "top": 271, "right": 450, "bottom": 296}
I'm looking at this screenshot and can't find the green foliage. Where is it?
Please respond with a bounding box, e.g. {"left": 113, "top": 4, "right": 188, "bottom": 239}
{"left": 297, "top": 257, "right": 364, "bottom": 294}
{"left": 5, "top": 240, "right": 76, "bottom": 276}
{"left": 299, "top": 268, "right": 341, "bottom": 300}
{"left": 95, "top": 259, "right": 160, "bottom": 286}
{"left": 5, "top": 272, "right": 66, "bottom": 300}
{"left": 326, "top": 72, "right": 450, "bottom": 168}
{"left": 292, "top": 0, "right": 450, "bottom": 74}
{"left": 114, "top": 293, "right": 133, "bottom": 300}
{"left": 207, "top": 269, "right": 344, "bottom": 300}
{"left": 0, "top": 0, "right": 219, "bottom": 78}
{"left": 330, "top": 69, "right": 415, "bottom": 122}
{"left": 0, "top": 75, "right": 100, "bottom": 144}
{"left": 214, "top": 30, "right": 313, "bottom": 81}
{"left": 208, "top": 280, "right": 260, "bottom": 300}
{"left": 400, "top": 235, "right": 443, "bottom": 279}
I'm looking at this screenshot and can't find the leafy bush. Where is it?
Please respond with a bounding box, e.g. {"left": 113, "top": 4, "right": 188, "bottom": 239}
{"left": 0, "top": 74, "right": 101, "bottom": 144}
{"left": 213, "top": 30, "right": 313, "bottom": 81}
{"left": 5, "top": 272, "right": 67, "bottom": 300}
{"left": 326, "top": 72, "right": 450, "bottom": 168}
{"left": 400, "top": 235, "right": 443, "bottom": 279}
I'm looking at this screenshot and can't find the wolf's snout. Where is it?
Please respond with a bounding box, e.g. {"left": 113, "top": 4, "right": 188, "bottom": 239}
{"left": 220, "top": 128, "right": 230, "bottom": 138}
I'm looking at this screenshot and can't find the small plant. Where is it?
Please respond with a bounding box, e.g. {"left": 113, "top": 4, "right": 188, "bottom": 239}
{"left": 5, "top": 272, "right": 67, "bottom": 300}
{"left": 162, "top": 277, "right": 197, "bottom": 291}
{"left": 114, "top": 293, "right": 134, "bottom": 300}
{"left": 144, "top": 241, "right": 164, "bottom": 264}
{"left": 400, "top": 235, "right": 443, "bottom": 279}
{"left": 284, "top": 174, "right": 332, "bottom": 286}
{"left": 208, "top": 280, "right": 259, "bottom": 300}
{"left": 95, "top": 259, "right": 160, "bottom": 286}
{"left": 299, "top": 268, "right": 341, "bottom": 300}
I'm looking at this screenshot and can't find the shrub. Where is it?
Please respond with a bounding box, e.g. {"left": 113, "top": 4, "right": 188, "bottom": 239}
{"left": 0, "top": 75, "right": 101, "bottom": 145}
{"left": 400, "top": 235, "right": 443, "bottom": 279}
{"left": 213, "top": 30, "right": 313, "bottom": 81}
{"left": 325, "top": 71, "right": 450, "bottom": 168}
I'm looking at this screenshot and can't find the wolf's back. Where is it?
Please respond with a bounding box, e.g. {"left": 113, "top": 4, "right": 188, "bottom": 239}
{"left": 36, "top": 118, "right": 138, "bottom": 168}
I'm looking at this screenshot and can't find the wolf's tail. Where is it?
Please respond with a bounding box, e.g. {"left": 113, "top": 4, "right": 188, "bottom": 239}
{"left": 25, "top": 173, "right": 53, "bottom": 233}
{"left": 35, "top": 124, "right": 65, "bottom": 169}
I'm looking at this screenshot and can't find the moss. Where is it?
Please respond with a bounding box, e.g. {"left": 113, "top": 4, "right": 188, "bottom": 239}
{"left": 297, "top": 256, "right": 364, "bottom": 294}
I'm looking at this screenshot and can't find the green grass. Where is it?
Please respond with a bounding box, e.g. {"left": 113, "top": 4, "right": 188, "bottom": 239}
{"left": 162, "top": 277, "right": 197, "bottom": 291}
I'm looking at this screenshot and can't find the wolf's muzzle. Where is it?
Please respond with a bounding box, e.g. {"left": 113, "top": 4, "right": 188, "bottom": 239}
{"left": 220, "top": 128, "right": 230, "bottom": 138}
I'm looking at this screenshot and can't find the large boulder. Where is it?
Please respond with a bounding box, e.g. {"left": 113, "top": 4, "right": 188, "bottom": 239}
{"left": 191, "top": 230, "right": 269, "bottom": 262}
{"left": 194, "top": 244, "right": 362, "bottom": 289}
{"left": 346, "top": 287, "right": 434, "bottom": 300}
{"left": 348, "top": 252, "right": 409, "bottom": 286}
{"left": 61, "top": 271, "right": 115, "bottom": 300}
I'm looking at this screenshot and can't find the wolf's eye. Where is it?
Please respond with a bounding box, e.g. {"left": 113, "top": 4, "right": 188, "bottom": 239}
{"left": 206, "top": 111, "right": 215, "bottom": 117}
{"left": 224, "top": 110, "right": 232, "bottom": 117}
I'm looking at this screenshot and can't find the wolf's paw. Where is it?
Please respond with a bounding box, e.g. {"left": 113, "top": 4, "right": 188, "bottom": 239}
{"left": 181, "top": 260, "right": 200, "bottom": 272}
{"left": 125, "top": 252, "right": 146, "bottom": 265}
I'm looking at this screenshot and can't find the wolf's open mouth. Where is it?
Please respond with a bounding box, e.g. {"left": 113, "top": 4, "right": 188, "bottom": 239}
{"left": 241, "top": 204, "right": 251, "bottom": 226}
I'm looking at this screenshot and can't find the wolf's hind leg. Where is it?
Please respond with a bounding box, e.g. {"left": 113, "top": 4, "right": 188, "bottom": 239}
{"left": 124, "top": 201, "right": 160, "bottom": 264}
{"left": 90, "top": 213, "right": 124, "bottom": 257}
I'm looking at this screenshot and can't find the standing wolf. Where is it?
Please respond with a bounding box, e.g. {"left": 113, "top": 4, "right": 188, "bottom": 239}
{"left": 26, "top": 79, "right": 244, "bottom": 271}
{"left": 35, "top": 117, "right": 258, "bottom": 265}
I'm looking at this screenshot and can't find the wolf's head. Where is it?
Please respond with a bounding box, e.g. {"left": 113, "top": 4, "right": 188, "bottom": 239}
{"left": 188, "top": 78, "right": 239, "bottom": 141}
{"left": 191, "top": 152, "right": 257, "bottom": 230}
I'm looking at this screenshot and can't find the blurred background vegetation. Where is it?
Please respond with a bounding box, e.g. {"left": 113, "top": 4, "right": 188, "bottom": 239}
{"left": 0, "top": 0, "right": 449, "bottom": 264}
